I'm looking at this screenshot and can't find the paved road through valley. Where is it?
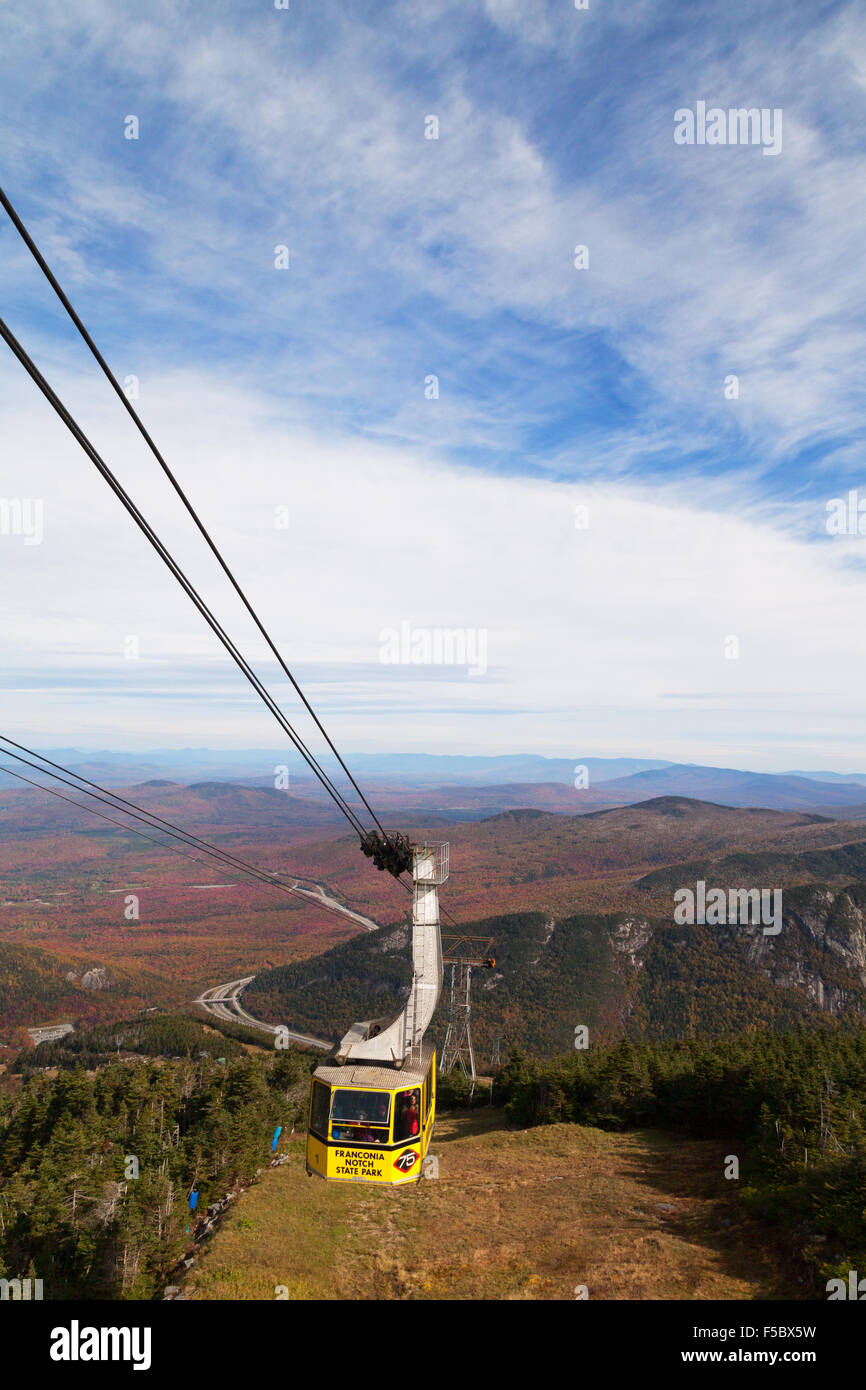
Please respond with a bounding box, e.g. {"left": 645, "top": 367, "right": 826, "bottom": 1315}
{"left": 194, "top": 977, "right": 332, "bottom": 1052}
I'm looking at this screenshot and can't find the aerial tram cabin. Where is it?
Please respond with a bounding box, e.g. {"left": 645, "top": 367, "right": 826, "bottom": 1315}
{"left": 306, "top": 842, "right": 447, "bottom": 1185}
{"left": 306, "top": 1044, "right": 436, "bottom": 1183}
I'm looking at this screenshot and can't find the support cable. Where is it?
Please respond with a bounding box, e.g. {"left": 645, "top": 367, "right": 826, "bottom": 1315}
{"left": 0, "top": 183, "right": 391, "bottom": 845}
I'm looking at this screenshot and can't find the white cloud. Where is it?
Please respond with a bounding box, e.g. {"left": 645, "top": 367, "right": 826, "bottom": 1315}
{"left": 1, "top": 0, "right": 864, "bottom": 469}
{"left": 2, "top": 362, "right": 866, "bottom": 767}
{"left": 1, "top": 1, "right": 865, "bottom": 770}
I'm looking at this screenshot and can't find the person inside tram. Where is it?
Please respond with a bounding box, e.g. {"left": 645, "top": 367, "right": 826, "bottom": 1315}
{"left": 357, "top": 1118, "right": 388, "bottom": 1145}
{"left": 395, "top": 1089, "right": 421, "bottom": 1140}
{"left": 405, "top": 1090, "right": 420, "bottom": 1136}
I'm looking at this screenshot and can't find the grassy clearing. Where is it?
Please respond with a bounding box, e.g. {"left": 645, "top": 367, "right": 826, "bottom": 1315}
{"left": 187, "top": 1112, "right": 801, "bottom": 1301}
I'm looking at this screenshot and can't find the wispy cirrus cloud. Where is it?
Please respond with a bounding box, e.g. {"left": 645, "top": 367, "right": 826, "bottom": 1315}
{"left": 1, "top": 0, "right": 865, "bottom": 761}
{"left": 1, "top": 0, "right": 864, "bottom": 480}
{"left": 2, "top": 360, "right": 866, "bottom": 767}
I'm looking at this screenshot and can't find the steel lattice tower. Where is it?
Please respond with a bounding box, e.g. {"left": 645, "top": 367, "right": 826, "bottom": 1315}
{"left": 438, "top": 935, "right": 495, "bottom": 1103}
{"left": 440, "top": 960, "right": 477, "bottom": 1085}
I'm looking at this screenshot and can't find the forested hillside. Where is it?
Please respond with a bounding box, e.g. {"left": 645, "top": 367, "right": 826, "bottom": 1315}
{"left": 4, "top": 1018, "right": 859, "bottom": 1300}
{"left": 244, "top": 884, "right": 866, "bottom": 1057}
{"left": 0, "top": 1040, "right": 314, "bottom": 1299}
{"left": 10, "top": 1014, "right": 254, "bottom": 1070}
{"left": 0, "top": 940, "right": 183, "bottom": 1046}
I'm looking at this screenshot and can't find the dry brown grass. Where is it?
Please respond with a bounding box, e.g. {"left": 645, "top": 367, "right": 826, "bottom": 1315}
{"left": 188, "top": 1111, "right": 801, "bottom": 1301}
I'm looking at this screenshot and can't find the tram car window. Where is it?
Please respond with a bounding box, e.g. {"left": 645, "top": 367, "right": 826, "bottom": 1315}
{"left": 394, "top": 1088, "right": 421, "bottom": 1141}
{"left": 331, "top": 1089, "right": 391, "bottom": 1124}
{"left": 331, "top": 1088, "right": 391, "bottom": 1145}
{"left": 310, "top": 1080, "right": 331, "bottom": 1139}
{"left": 424, "top": 1062, "right": 434, "bottom": 1121}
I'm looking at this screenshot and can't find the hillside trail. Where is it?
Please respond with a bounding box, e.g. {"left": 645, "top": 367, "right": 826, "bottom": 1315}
{"left": 187, "top": 1110, "right": 803, "bottom": 1301}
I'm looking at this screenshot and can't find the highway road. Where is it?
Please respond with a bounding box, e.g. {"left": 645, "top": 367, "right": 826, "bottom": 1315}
{"left": 286, "top": 879, "right": 381, "bottom": 932}
{"left": 194, "top": 871, "right": 382, "bottom": 1052}
{"left": 172, "top": 872, "right": 381, "bottom": 933}
{"left": 194, "top": 976, "right": 332, "bottom": 1052}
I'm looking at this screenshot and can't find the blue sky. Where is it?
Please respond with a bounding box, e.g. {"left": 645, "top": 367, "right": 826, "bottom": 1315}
{"left": 1, "top": 0, "right": 865, "bottom": 770}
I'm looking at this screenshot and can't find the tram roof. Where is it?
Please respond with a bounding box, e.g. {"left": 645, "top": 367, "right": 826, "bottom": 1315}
{"left": 313, "top": 1042, "right": 434, "bottom": 1091}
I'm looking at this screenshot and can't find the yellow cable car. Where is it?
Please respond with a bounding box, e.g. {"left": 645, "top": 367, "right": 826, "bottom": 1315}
{"left": 306, "top": 1043, "right": 436, "bottom": 1184}
{"left": 306, "top": 841, "right": 448, "bottom": 1185}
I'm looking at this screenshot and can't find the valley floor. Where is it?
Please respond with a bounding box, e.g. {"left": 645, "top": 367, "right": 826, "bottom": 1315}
{"left": 186, "top": 1111, "right": 803, "bottom": 1301}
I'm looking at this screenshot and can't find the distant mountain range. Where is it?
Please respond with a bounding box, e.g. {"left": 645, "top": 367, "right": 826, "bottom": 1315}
{"left": 8, "top": 779, "right": 866, "bottom": 1053}
{"left": 36, "top": 749, "right": 672, "bottom": 787}
{"left": 583, "top": 765, "right": 866, "bottom": 813}
{"left": 21, "top": 750, "right": 866, "bottom": 818}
